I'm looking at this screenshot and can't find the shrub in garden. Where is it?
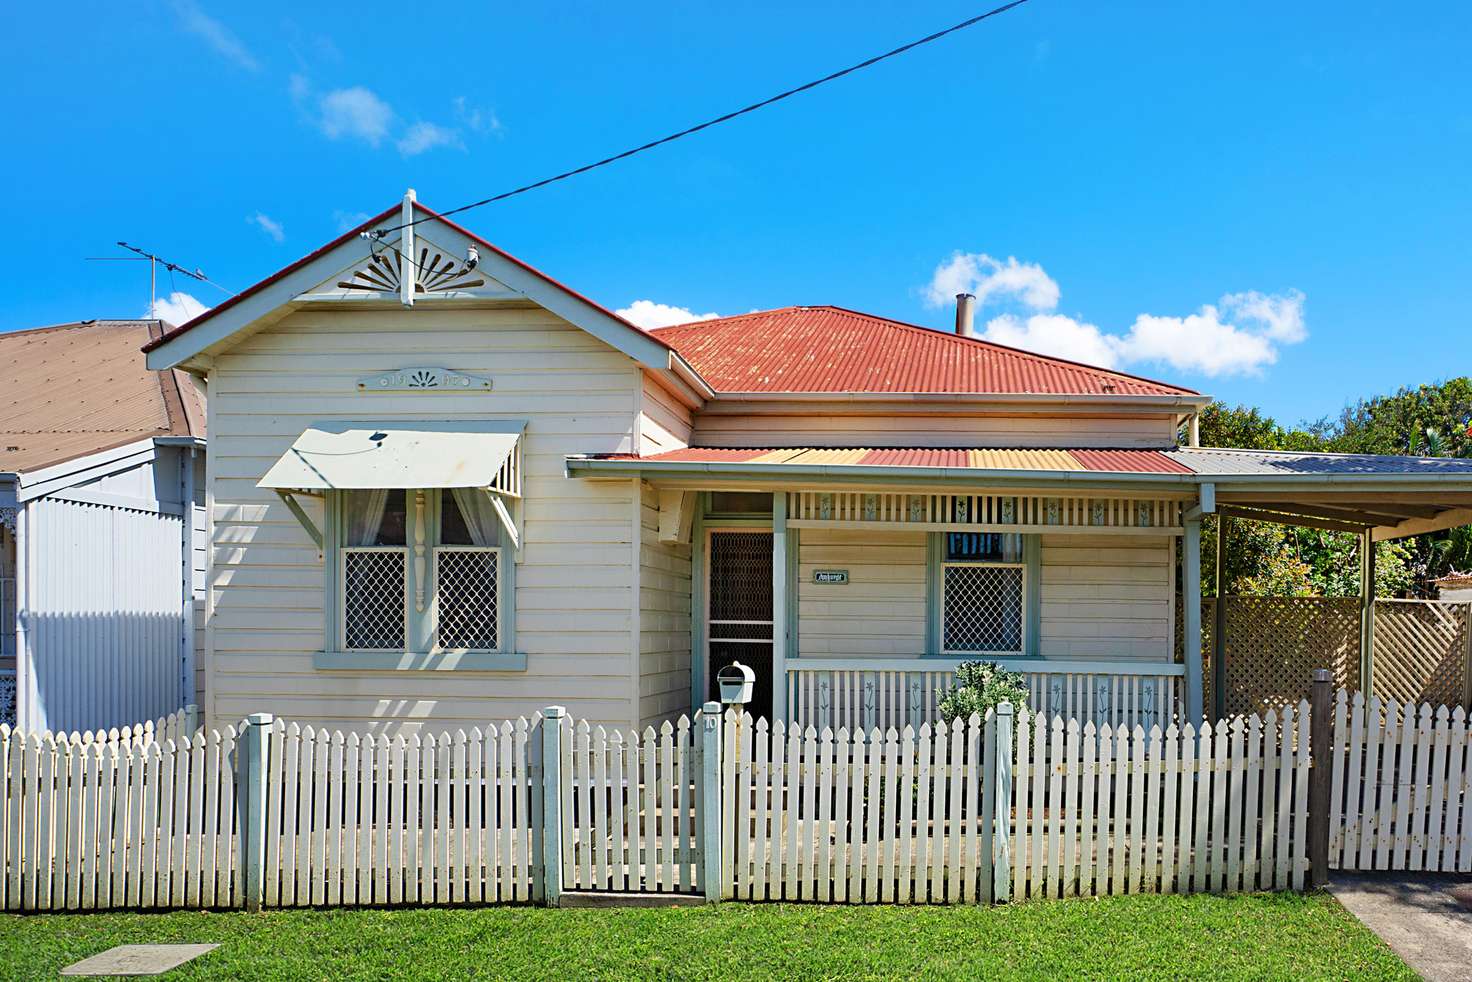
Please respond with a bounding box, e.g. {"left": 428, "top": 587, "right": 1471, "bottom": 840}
{"left": 937, "top": 660, "right": 1029, "bottom": 725}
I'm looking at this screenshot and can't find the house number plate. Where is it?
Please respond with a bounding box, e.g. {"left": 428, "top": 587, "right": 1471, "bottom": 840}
{"left": 813, "top": 569, "right": 849, "bottom": 584}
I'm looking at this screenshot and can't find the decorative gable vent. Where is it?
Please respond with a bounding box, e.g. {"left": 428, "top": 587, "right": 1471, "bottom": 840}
{"left": 337, "top": 247, "right": 486, "bottom": 296}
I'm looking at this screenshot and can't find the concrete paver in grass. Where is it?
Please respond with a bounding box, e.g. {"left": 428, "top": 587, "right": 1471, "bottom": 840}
{"left": 1330, "top": 872, "right": 1472, "bottom": 982}
{"left": 61, "top": 944, "right": 220, "bottom": 977}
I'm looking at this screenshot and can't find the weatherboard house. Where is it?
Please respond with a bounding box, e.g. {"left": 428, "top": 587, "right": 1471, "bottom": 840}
{"left": 3, "top": 319, "right": 207, "bottom": 732}
{"left": 143, "top": 192, "right": 1472, "bottom": 734}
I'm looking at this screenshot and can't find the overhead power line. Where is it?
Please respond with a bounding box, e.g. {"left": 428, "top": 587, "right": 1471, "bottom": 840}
{"left": 371, "top": 0, "right": 1034, "bottom": 237}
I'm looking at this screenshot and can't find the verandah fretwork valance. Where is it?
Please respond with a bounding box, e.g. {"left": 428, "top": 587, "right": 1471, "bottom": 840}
{"left": 785, "top": 491, "right": 1184, "bottom": 533}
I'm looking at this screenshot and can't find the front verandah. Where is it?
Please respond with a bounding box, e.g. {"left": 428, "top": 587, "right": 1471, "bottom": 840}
{"left": 671, "top": 485, "right": 1196, "bottom": 729}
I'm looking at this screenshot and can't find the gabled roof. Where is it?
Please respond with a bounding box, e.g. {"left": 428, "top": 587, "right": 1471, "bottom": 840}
{"left": 143, "top": 199, "right": 682, "bottom": 379}
{"left": 651, "top": 306, "right": 1202, "bottom": 398}
{"left": 1, "top": 320, "right": 204, "bottom": 474}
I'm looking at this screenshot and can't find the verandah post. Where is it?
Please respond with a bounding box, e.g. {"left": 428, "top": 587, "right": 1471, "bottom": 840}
{"left": 238, "top": 712, "right": 272, "bottom": 912}
{"left": 992, "top": 701, "right": 1014, "bottom": 903}
{"left": 700, "top": 701, "right": 722, "bottom": 904}
{"left": 1183, "top": 518, "right": 1205, "bottom": 725}
{"left": 541, "top": 706, "right": 565, "bottom": 907}
{"left": 1307, "top": 670, "right": 1332, "bottom": 888}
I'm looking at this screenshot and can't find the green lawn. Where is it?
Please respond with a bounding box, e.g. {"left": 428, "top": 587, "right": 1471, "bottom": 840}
{"left": 0, "top": 893, "right": 1409, "bottom": 981}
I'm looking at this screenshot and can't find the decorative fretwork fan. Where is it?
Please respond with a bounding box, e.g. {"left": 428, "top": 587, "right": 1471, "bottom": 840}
{"left": 337, "top": 247, "right": 485, "bottom": 295}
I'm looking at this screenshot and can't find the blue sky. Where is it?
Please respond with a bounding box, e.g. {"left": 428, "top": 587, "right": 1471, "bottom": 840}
{"left": 3, "top": 1, "right": 1468, "bottom": 425}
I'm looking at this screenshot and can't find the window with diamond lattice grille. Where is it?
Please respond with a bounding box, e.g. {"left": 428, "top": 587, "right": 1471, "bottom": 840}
{"left": 342, "top": 548, "right": 407, "bottom": 650}
{"left": 436, "top": 547, "right": 499, "bottom": 650}
{"left": 943, "top": 564, "right": 1024, "bottom": 654}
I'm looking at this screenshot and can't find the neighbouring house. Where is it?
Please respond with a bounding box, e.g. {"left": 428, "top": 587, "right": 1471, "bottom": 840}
{"left": 1433, "top": 572, "right": 1472, "bottom": 602}
{"left": 142, "top": 191, "right": 1472, "bottom": 735}
{"left": 2, "top": 319, "right": 207, "bottom": 731}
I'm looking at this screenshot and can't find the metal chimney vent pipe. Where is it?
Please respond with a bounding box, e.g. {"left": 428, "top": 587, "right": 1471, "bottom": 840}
{"left": 954, "top": 293, "right": 976, "bottom": 336}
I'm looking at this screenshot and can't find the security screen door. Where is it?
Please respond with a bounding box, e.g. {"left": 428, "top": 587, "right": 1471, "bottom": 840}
{"left": 706, "top": 530, "right": 774, "bottom": 721}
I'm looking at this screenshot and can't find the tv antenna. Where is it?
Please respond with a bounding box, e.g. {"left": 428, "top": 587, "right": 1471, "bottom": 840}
{"left": 85, "top": 242, "right": 233, "bottom": 316}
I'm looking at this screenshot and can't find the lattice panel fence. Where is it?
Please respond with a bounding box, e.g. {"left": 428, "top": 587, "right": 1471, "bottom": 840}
{"left": 1372, "top": 600, "right": 1471, "bottom": 709}
{"left": 1181, "top": 596, "right": 1471, "bottom": 716}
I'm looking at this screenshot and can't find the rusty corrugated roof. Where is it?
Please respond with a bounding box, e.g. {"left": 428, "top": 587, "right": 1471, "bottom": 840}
{"left": 651, "top": 306, "right": 1200, "bottom": 396}
{"left": 596, "top": 446, "right": 1193, "bottom": 474}
{"left": 0, "top": 320, "right": 204, "bottom": 474}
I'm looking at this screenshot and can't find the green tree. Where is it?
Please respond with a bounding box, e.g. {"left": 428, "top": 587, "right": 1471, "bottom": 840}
{"left": 1189, "top": 384, "right": 1470, "bottom": 597}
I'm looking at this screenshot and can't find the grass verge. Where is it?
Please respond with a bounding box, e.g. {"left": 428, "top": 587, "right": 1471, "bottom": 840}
{"left": 0, "top": 891, "right": 1410, "bottom": 981}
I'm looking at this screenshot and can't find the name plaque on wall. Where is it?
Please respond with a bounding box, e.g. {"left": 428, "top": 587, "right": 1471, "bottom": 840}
{"left": 812, "top": 569, "right": 849, "bottom": 585}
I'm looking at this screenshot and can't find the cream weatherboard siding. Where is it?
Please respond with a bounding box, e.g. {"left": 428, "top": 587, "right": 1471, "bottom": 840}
{"left": 638, "top": 372, "right": 694, "bottom": 454}
{"left": 1038, "top": 533, "right": 1173, "bottom": 661}
{"left": 204, "top": 307, "right": 645, "bottom": 733}
{"left": 637, "top": 483, "right": 693, "bottom": 727}
{"left": 691, "top": 404, "right": 1179, "bottom": 449}
{"left": 793, "top": 528, "right": 1174, "bottom": 664}
{"left": 797, "top": 529, "right": 928, "bottom": 657}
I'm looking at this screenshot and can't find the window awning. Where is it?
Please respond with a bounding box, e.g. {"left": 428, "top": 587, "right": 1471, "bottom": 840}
{"left": 259, "top": 420, "right": 524, "bottom": 494}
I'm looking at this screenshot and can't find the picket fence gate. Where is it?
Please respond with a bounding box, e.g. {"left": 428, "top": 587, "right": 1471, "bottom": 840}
{"left": 4, "top": 685, "right": 1472, "bottom": 913}
{"left": 559, "top": 713, "right": 706, "bottom": 896}
{"left": 1328, "top": 690, "right": 1472, "bottom": 873}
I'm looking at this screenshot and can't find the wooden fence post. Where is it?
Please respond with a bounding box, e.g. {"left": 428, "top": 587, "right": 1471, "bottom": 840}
{"left": 993, "top": 702, "right": 1013, "bottom": 903}
{"left": 238, "top": 712, "right": 271, "bottom": 912}
{"left": 701, "top": 701, "right": 723, "bottom": 904}
{"left": 541, "top": 706, "right": 565, "bottom": 907}
{"left": 1308, "top": 670, "right": 1331, "bottom": 889}
{"left": 184, "top": 705, "right": 199, "bottom": 739}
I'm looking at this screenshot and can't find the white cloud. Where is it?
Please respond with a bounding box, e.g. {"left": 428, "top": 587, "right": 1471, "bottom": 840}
{"left": 319, "top": 86, "right": 394, "bottom": 145}
{"left": 172, "top": 0, "right": 258, "bottom": 71}
{"left": 980, "top": 313, "right": 1122, "bottom": 370}
{"left": 397, "top": 121, "right": 463, "bottom": 156}
{"left": 616, "top": 300, "right": 721, "bottom": 330}
{"left": 454, "top": 96, "right": 503, "bottom": 135}
{"left": 333, "top": 210, "right": 371, "bottom": 232}
{"left": 924, "top": 252, "right": 1060, "bottom": 312}
{"left": 1220, "top": 289, "right": 1307, "bottom": 343}
{"left": 933, "top": 250, "right": 1308, "bottom": 378}
{"left": 247, "top": 211, "right": 285, "bottom": 243}
{"left": 149, "top": 291, "right": 210, "bottom": 327}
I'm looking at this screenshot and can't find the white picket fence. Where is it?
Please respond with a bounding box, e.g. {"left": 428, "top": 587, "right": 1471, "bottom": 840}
{"left": 0, "top": 707, "right": 237, "bottom": 912}
{"left": 262, "top": 717, "right": 544, "bottom": 908}
{"left": 723, "top": 710, "right": 1002, "bottom": 903}
{"left": 3, "top": 690, "right": 1471, "bottom": 912}
{"left": 1329, "top": 690, "right": 1472, "bottom": 873}
{"left": 1012, "top": 705, "right": 1311, "bottom": 899}
{"left": 562, "top": 716, "right": 704, "bottom": 895}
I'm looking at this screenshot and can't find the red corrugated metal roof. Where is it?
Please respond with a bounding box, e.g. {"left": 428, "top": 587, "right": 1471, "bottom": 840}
{"left": 595, "top": 447, "right": 1191, "bottom": 474}
{"left": 651, "top": 306, "right": 1198, "bottom": 396}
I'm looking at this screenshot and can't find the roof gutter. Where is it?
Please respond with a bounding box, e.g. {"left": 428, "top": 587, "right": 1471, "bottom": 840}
{"left": 567, "top": 455, "right": 1472, "bottom": 494}
{"left": 703, "top": 391, "right": 1212, "bottom": 408}
{"left": 667, "top": 351, "right": 716, "bottom": 401}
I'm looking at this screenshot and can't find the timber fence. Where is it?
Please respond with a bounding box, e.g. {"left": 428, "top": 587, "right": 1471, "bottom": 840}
{"left": 2, "top": 684, "right": 1471, "bottom": 912}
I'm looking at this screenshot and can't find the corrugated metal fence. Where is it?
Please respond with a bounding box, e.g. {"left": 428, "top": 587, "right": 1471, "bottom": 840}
{"left": 23, "top": 498, "right": 186, "bottom": 732}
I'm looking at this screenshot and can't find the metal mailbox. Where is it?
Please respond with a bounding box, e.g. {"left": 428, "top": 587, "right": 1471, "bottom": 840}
{"left": 716, "top": 661, "right": 756, "bottom": 706}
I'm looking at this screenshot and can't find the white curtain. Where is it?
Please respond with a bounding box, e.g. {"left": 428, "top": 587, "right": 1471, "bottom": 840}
{"left": 451, "top": 487, "right": 503, "bottom": 547}
{"left": 344, "top": 489, "right": 390, "bottom": 546}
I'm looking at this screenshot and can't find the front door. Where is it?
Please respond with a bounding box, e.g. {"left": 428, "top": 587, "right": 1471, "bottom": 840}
{"left": 705, "top": 530, "right": 774, "bottom": 721}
